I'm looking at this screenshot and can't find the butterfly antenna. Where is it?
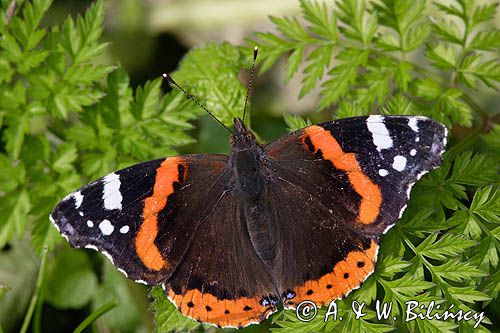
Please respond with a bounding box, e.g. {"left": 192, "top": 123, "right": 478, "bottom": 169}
{"left": 162, "top": 73, "right": 234, "bottom": 134}
{"left": 242, "top": 46, "right": 258, "bottom": 123}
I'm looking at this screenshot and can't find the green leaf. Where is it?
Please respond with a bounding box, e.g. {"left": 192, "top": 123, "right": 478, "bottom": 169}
{"left": 60, "top": 0, "right": 105, "bottom": 64}
{"left": 31, "top": 197, "right": 61, "bottom": 255}
{"left": 428, "top": 16, "right": 463, "bottom": 44}
{"left": 433, "top": 259, "right": 487, "bottom": 282}
{"left": 45, "top": 250, "right": 98, "bottom": 309}
{"left": 412, "top": 77, "right": 442, "bottom": 100}
{"left": 51, "top": 143, "right": 77, "bottom": 173}
{"left": 434, "top": 2, "right": 463, "bottom": 18}
{"left": 438, "top": 88, "right": 473, "bottom": 127}
{"left": 300, "top": 44, "right": 333, "bottom": 97}
{"left": 450, "top": 152, "right": 499, "bottom": 186}
{"left": 381, "top": 94, "right": 414, "bottom": 115}
{"left": 336, "top": 0, "right": 377, "bottom": 45}
{"left": 300, "top": 0, "right": 338, "bottom": 41}
{"left": 410, "top": 317, "right": 457, "bottom": 333}
{"left": 131, "top": 78, "right": 161, "bottom": 120}
{"left": 0, "top": 154, "right": 25, "bottom": 192}
{"left": 284, "top": 45, "right": 304, "bottom": 83}
{"left": 173, "top": 43, "right": 248, "bottom": 125}
{"left": 0, "top": 190, "right": 30, "bottom": 247}
{"left": 417, "top": 233, "right": 476, "bottom": 260}
{"left": 377, "top": 256, "right": 411, "bottom": 279}
{"left": 319, "top": 48, "right": 369, "bottom": 109}
{"left": 0, "top": 241, "right": 39, "bottom": 333}
{"left": 374, "top": 0, "right": 428, "bottom": 52}
{"left": 468, "top": 30, "right": 500, "bottom": 51}
{"left": 150, "top": 285, "right": 202, "bottom": 333}
{"left": 382, "top": 273, "right": 434, "bottom": 297}
{"left": 447, "top": 285, "right": 491, "bottom": 303}
{"left": 100, "top": 66, "right": 133, "bottom": 129}
{"left": 270, "top": 15, "right": 310, "bottom": 42}
{"left": 470, "top": 2, "right": 499, "bottom": 28}
{"left": 283, "top": 113, "right": 311, "bottom": 132}
{"left": 91, "top": 261, "right": 142, "bottom": 331}
{"left": 470, "top": 186, "right": 500, "bottom": 224}
{"left": 426, "top": 43, "right": 459, "bottom": 70}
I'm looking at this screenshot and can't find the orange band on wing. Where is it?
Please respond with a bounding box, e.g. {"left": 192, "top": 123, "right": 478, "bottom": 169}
{"left": 304, "top": 126, "right": 382, "bottom": 224}
{"left": 167, "top": 288, "right": 274, "bottom": 328}
{"left": 136, "top": 157, "right": 182, "bottom": 271}
{"left": 290, "top": 239, "right": 378, "bottom": 306}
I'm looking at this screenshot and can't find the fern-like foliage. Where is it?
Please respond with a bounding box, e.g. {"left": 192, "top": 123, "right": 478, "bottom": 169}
{"left": 253, "top": 0, "right": 499, "bottom": 127}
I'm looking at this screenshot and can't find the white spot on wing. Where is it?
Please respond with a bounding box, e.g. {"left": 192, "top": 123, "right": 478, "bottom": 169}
{"left": 379, "top": 169, "right": 389, "bottom": 177}
{"left": 410, "top": 149, "right": 417, "bottom": 156}
{"left": 99, "top": 219, "right": 114, "bottom": 235}
{"left": 87, "top": 220, "right": 94, "bottom": 228}
{"left": 79, "top": 211, "right": 84, "bottom": 216}
{"left": 135, "top": 279, "right": 147, "bottom": 285}
{"left": 68, "top": 191, "right": 84, "bottom": 209}
{"left": 408, "top": 118, "right": 419, "bottom": 132}
{"left": 119, "top": 225, "right": 129, "bottom": 234}
{"left": 103, "top": 173, "right": 123, "bottom": 210}
{"left": 366, "top": 115, "right": 393, "bottom": 151}
{"left": 392, "top": 155, "right": 407, "bottom": 171}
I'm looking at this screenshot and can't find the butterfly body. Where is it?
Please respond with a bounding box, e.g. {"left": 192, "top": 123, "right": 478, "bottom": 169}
{"left": 50, "top": 115, "right": 447, "bottom": 328}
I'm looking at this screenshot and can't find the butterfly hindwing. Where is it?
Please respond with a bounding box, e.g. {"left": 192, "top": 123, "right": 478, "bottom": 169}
{"left": 164, "top": 187, "right": 279, "bottom": 328}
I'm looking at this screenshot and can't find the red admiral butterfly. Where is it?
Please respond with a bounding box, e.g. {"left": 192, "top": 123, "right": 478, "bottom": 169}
{"left": 50, "top": 48, "right": 447, "bottom": 328}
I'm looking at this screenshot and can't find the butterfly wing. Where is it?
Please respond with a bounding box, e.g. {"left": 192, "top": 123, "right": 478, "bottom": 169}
{"left": 50, "top": 154, "right": 278, "bottom": 327}
{"left": 50, "top": 154, "right": 228, "bottom": 284}
{"left": 163, "top": 188, "right": 279, "bottom": 328}
{"left": 263, "top": 115, "right": 446, "bottom": 306}
{"left": 266, "top": 115, "right": 447, "bottom": 234}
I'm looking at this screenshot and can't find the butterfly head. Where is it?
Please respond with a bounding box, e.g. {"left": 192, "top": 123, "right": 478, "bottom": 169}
{"left": 231, "top": 118, "right": 258, "bottom": 150}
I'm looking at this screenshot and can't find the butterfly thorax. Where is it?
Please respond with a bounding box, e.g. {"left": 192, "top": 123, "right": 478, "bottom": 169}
{"left": 230, "top": 118, "right": 268, "bottom": 201}
{"left": 231, "top": 118, "right": 278, "bottom": 266}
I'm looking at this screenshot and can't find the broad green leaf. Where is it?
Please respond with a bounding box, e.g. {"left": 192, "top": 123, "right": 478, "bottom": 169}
{"left": 173, "top": 43, "right": 249, "bottom": 125}
{"left": 45, "top": 249, "right": 98, "bottom": 309}
{"left": 0, "top": 241, "right": 39, "bottom": 333}
{"left": 92, "top": 261, "right": 143, "bottom": 331}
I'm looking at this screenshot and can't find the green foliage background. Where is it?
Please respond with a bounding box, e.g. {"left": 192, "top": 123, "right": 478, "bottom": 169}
{"left": 0, "top": 0, "right": 498, "bottom": 332}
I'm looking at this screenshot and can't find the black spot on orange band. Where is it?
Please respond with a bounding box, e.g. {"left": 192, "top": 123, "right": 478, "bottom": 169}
{"left": 167, "top": 288, "right": 276, "bottom": 328}
{"left": 288, "top": 239, "right": 379, "bottom": 307}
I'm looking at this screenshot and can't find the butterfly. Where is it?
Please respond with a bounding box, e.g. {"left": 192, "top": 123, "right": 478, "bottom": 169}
{"left": 50, "top": 48, "right": 447, "bottom": 328}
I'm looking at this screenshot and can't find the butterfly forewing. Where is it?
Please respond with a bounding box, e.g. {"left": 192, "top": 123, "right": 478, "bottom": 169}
{"left": 50, "top": 155, "right": 228, "bottom": 284}
{"left": 265, "top": 115, "right": 447, "bottom": 235}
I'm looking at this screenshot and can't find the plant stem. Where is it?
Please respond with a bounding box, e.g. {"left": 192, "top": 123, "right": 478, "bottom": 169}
{"left": 73, "top": 300, "right": 117, "bottom": 333}
{"left": 19, "top": 247, "right": 49, "bottom": 333}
